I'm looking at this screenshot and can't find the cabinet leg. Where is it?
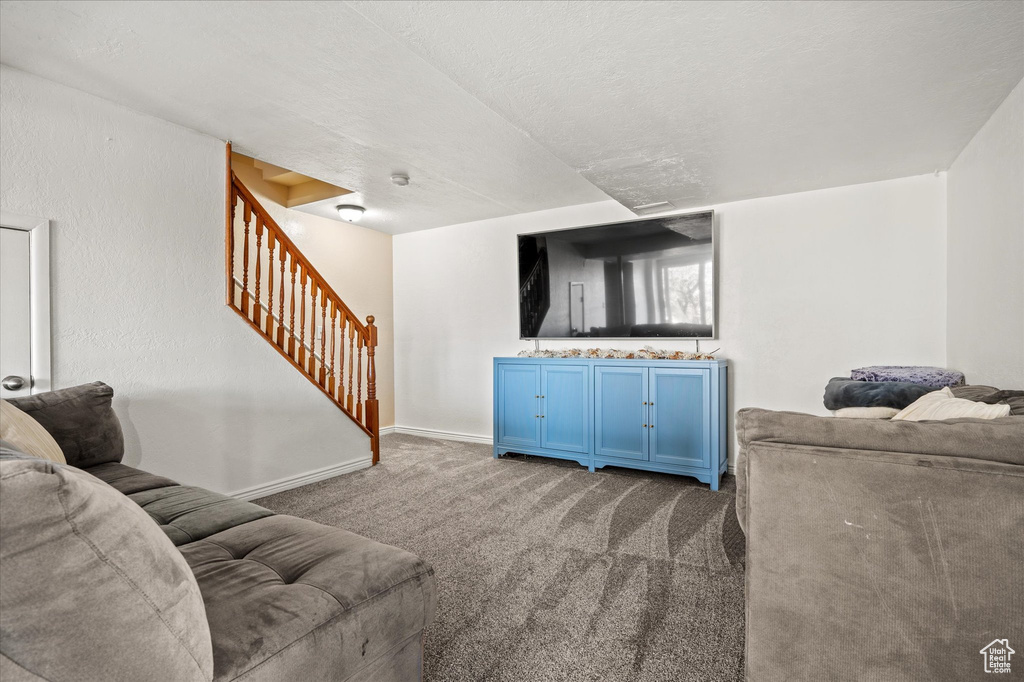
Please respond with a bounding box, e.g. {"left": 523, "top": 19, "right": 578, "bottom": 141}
{"left": 588, "top": 464, "right": 595, "bottom": 473}
{"left": 493, "top": 448, "right": 500, "bottom": 459}
{"left": 710, "top": 471, "right": 720, "bottom": 491}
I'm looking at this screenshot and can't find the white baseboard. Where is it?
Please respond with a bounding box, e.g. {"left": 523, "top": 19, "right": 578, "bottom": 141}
{"left": 387, "top": 425, "right": 493, "bottom": 445}
{"left": 382, "top": 426, "right": 738, "bottom": 475}
{"left": 230, "top": 457, "right": 373, "bottom": 501}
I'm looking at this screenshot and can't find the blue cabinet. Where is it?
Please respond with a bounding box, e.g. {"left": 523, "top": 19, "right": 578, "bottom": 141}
{"left": 494, "top": 358, "right": 728, "bottom": 490}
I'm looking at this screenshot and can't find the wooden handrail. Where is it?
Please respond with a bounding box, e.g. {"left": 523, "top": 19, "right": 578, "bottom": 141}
{"left": 230, "top": 175, "right": 368, "bottom": 338}
{"left": 225, "top": 143, "right": 380, "bottom": 463}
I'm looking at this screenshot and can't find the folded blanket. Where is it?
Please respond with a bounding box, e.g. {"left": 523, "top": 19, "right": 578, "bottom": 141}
{"left": 823, "top": 377, "right": 939, "bottom": 411}
{"left": 850, "top": 366, "right": 965, "bottom": 388}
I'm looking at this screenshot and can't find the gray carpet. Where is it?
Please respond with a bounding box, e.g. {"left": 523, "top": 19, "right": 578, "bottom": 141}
{"left": 257, "top": 434, "right": 746, "bottom": 681}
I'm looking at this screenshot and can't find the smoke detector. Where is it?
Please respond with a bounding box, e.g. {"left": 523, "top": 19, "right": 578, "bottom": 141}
{"left": 391, "top": 173, "right": 410, "bottom": 186}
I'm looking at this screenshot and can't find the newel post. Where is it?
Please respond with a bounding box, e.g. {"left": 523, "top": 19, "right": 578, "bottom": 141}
{"left": 366, "top": 315, "right": 380, "bottom": 465}
{"left": 225, "top": 142, "right": 235, "bottom": 306}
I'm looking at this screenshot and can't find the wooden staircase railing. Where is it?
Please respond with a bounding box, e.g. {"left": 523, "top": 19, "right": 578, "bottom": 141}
{"left": 224, "top": 144, "right": 379, "bottom": 464}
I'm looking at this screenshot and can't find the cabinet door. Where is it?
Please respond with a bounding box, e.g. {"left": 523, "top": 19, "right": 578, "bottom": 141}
{"left": 594, "top": 366, "right": 648, "bottom": 460}
{"left": 649, "top": 368, "right": 709, "bottom": 468}
{"left": 540, "top": 364, "right": 588, "bottom": 453}
{"left": 496, "top": 363, "right": 540, "bottom": 448}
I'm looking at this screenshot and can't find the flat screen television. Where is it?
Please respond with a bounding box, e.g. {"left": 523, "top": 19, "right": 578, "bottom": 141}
{"left": 518, "top": 210, "right": 715, "bottom": 339}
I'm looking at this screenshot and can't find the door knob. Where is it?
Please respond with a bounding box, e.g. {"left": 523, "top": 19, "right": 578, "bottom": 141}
{"left": 2, "top": 375, "right": 26, "bottom": 391}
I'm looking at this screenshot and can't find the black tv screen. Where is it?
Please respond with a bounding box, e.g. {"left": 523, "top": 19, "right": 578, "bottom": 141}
{"left": 518, "top": 211, "right": 715, "bottom": 339}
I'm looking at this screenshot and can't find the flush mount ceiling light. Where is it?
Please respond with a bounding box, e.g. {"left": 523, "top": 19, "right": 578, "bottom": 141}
{"left": 336, "top": 204, "right": 365, "bottom": 222}
{"left": 391, "top": 173, "right": 410, "bottom": 186}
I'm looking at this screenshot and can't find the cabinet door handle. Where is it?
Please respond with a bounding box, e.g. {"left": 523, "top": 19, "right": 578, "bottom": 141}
{"left": 540, "top": 415, "right": 545, "bottom": 418}
{"left": 649, "top": 424, "right": 654, "bottom": 428}
{"left": 643, "top": 424, "right": 647, "bottom": 428}
{"left": 643, "top": 401, "right": 647, "bottom": 405}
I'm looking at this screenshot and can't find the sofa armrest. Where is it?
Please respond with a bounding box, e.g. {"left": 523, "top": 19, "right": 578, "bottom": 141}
{"left": 7, "top": 382, "right": 124, "bottom": 468}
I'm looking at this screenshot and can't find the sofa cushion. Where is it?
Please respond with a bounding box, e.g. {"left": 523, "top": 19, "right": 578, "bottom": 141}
{"left": 0, "top": 458, "right": 213, "bottom": 682}
{"left": 0, "top": 400, "right": 66, "bottom": 463}
{"left": 86, "top": 461, "right": 180, "bottom": 495}
{"left": 7, "top": 382, "right": 124, "bottom": 468}
{"left": 130, "top": 485, "right": 275, "bottom": 546}
{"left": 179, "top": 515, "right": 436, "bottom": 682}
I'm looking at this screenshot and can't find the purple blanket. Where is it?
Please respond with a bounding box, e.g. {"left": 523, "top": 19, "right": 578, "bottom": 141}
{"left": 851, "top": 366, "right": 965, "bottom": 388}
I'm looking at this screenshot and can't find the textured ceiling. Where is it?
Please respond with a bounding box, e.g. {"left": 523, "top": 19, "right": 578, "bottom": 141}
{"left": 353, "top": 1, "right": 1024, "bottom": 210}
{"left": 0, "top": 1, "right": 607, "bottom": 233}
{"left": 1, "top": 1, "right": 1022, "bottom": 233}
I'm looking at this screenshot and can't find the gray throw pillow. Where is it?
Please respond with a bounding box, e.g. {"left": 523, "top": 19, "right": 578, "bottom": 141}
{"left": 0, "top": 458, "right": 213, "bottom": 681}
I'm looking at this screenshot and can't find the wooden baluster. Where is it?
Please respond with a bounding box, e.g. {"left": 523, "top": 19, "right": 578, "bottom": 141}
{"left": 319, "top": 293, "right": 328, "bottom": 386}
{"left": 308, "top": 281, "right": 319, "bottom": 376}
{"left": 298, "top": 266, "right": 307, "bottom": 368}
{"left": 289, "top": 258, "right": 298, "bottom": 358}
{"left": 356, "top": 335, "right": 363, "bottom": 422}
{"left": 338, "top": 315, "right": 346, "bottom": 403}
{"left": 252, "top": 215, "right": 263, "bottom": 329}
{"left": 347, "top": 321, "right": 355, "bottom": 413}
{"left": 278, "top": 245, "right": 286, "bottom": 347}
{"left": 241, "top": 201, "right": 251, "bottom": 314}
{"left": 365, "top": 315, "right": 379, "bottom": 464}
{"left": 328, "top": 302, "right": 337, "bottom": 397}
{"left": 265, "top": 230, "right": 275, "bottom": 336}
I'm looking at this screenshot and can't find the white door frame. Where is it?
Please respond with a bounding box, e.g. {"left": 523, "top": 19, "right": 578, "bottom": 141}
{"left": 1, "top": 211, "right": 51, "bottom": 394}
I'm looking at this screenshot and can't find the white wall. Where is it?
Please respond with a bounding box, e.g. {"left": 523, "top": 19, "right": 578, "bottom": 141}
{"left": 947, "top": 78, "right": 1024, "bottom": 387}
{"left": 394, "top": 174, "right": 948, "bottom": 462}
{"left": 0, "top": 66, "right": 373, "bottom": 494}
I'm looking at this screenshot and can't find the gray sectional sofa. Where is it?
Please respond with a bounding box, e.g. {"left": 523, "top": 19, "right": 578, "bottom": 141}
{"left": 736, "top": 405, "right": 1024, "bottom": 681}
{"left": 0, "top": 382, "right": 436, "bottom": 681}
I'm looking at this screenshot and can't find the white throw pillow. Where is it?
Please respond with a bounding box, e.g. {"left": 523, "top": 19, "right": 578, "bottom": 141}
{"left": 891, "top": 387, "right": 1012, "bottom": 421}
{"left": 0, "top": 400, "right": 66, "bottom": 464}
{"left": 832, "top": 407, "right": 901, "bottom": 419}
